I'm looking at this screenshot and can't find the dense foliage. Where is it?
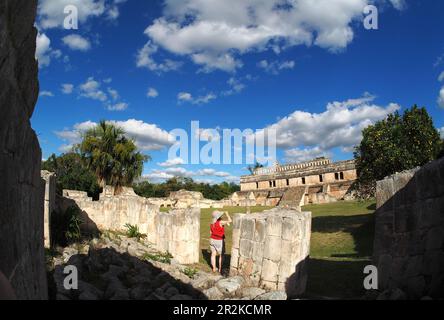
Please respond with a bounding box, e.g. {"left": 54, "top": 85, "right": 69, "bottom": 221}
{"left": 42, "top": 153, "right": 101, "bottom": 199}
{"left": 133, "top": 177, "right": 240, "bottom": 200}
{"left": 77, "top": 121, "right": 149, "bottom": 192}
{"left": 354, "top": 105, "right": 443, "bottom": 195}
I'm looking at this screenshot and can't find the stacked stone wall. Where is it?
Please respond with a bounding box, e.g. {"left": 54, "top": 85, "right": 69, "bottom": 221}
{"left": 373, "top": 158, "right": 444, "bottom": 298}
{"left": 0, "top": 0, "right": 48, "bottom": 299}
{"left": 230, "top": 208, "right": 311, "bottom": 298}
{"left": 60, "top": 189, "right": 200, "bottom": 264}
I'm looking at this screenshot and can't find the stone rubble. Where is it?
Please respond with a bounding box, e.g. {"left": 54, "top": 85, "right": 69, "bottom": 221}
{"left": 48, "top": 233, "right": 288, "bottom": 300}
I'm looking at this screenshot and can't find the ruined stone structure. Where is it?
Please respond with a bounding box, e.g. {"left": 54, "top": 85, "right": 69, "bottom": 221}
{"left": 0, "top": 0, "right": 48, "bottom": 299}
{"left": 41, "top": 171, "right": 56, "bottom": 248}
{"left": 59, "top": 188, "right": 200, "bottom": 264}
{"left": 239, "top": 158, "right": 357, "bottom": 207}
{"left": 147, "top": 189, "right": 224, "bottom": 209}
{"left": 230, "top": 208, "right": 312, "bottom": 297}
{"left": 373, "top": 159, "right": 444, "bottom": 299}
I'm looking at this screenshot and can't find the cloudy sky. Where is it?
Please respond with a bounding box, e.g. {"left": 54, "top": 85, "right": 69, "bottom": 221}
{"left": 33, "top": 0, "right": 444, "bottom": 184}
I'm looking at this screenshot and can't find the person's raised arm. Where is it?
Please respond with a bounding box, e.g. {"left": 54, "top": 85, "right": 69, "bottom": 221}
{"left": 221, "top": 212, "right": 232, "bottom": 226}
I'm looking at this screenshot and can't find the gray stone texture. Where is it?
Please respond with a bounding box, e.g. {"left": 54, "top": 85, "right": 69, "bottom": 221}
{"left": 373, "top": 158, "right": 444, "bottom": 299}
{"left": 230, "top": 208, "right": 311, "bottom": 298}
{"left": 0, "top": 0, "right": 47, "bottom": 299}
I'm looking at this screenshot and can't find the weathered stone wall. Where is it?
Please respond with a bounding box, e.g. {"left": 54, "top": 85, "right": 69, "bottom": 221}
{"left": 0, "top": 0, "right": 48, "bottom": 299}
{"left": 230, "top": 208, "right": 311, "bottom": 298}
{"left": 41, "top": 171, "right": 56, "bottom": 248}
{"left": 373, "top": 159, "right": 444, "bottom": 299}
{"left": 60, "top": 189, "right": 200, "bottom": 264}
{"left": 155, "top": 209, "right": 201, "bottom": 265}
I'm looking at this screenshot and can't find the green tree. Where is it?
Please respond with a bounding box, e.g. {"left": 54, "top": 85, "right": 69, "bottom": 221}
{"left": 354, "top": 105, "right": 442, "bottom": 195}
{"left": 42, "top": 153, "right": 101, "bottom": 199}
{"left": 78, "top": 121, "right": 150, "bottom": 193}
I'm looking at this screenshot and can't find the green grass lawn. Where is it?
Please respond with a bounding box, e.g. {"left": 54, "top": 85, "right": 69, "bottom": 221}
{"left": 304, "top": 200, "right": 376, "bottom": 299}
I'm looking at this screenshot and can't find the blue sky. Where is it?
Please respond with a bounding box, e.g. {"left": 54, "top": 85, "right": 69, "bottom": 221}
{"left": 33, "top": 0, "right": 444, "bottom": 184}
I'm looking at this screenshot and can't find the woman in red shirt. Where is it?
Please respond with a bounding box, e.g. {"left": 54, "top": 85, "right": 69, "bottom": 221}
{"left": 210, "top": 211, "right": 232, "bottom": 273}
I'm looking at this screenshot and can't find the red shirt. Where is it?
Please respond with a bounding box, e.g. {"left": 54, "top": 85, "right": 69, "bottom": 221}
{"left": 210, "top": 221, "right": 225, "bottom": 240}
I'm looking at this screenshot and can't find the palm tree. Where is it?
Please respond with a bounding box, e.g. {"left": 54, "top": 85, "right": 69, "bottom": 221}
{"left": 77, "top": 121, "right": 150, "bottom": 194}
{"left": 247, "top": 162, "right": 264, "bottom": 174}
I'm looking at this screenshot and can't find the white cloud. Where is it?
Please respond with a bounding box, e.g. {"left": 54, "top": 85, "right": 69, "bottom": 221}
{"left": 178, "top": 92, "right": 193, "bottom": 102}
{"left": 136, "top": 41, "right": 182, "bottom": 73}
{"left": 389, "top": 0, "right": 406, "bottom": 10}
{"left": 80, "top": 77, "right": 108, "bottom": 102}
{"left": 107, "top": 102, "right": 128, "bottom": 111}
{"left": 61, "top": 83, "right": 74, "bottom": 94}
{"left": 37, "top": 0, "right": 127, "bottom": 29}
{"left": 141, "top": 0, "right": 404, "bottom": 72}
{"left": 40, "top": 91, "right": 54, "bottom": 97}
{"left": 439, "top": 127, "right": 444, "bottom": 140}
{"left": 108, "top": 88, "right": 120, "bottom": 100}
{"left": 158, "top": 158, "right": 185, "bottom": 167}
{"left": 222, "top": 77, "right": 246, "bottom": 96}
{"left": 438, "top": 86, "right": 444, "bottom": 109}
{"left": 143, "top": 166, "right": 234, "bottom": 183}
{"left": 250, "top": 93, "right": 400, "bottom": 158}
{"left": 62, "top": 34, "right": 91, "bottom": 51}
{"left": 258, "top": 60, "right": 295, "bottom": 75}
{"left": 284, "top": 147, "right": 332, "bottom": 163}
{"left": 177, "top": 92, "right": 217, "bottom": 105}
{"left": 35, "top": 32, "right": 62, "bottom": 68}
{"left": 147, "top": 87, "right": 159, "bottom": 98}
{"left": 55, "top": 119, "right": 175, "bottom": 152}
{"left": 439, "top": 72, "right": 444, "bottom": 82}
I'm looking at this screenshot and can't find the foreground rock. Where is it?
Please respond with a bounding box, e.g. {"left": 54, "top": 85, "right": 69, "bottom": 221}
{"left": 0, "top": 0, "right": 47, "bottom": 299}
{"left": 48, "top": 233, "right": 288, "bottom": 300}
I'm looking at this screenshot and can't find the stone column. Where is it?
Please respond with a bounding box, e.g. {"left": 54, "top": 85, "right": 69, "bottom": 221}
{"left": 230, "top": 208, "right": 311, "bottom": 298}
{"left": 41, "top": 171, "right": 56, "bottom": 248}
{"left": 156, "top": 208, "right": 201, "bottom": 264}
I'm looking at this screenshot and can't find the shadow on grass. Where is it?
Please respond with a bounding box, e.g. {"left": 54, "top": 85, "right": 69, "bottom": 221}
{"left": 307, "top": 210, "right": 375, "bottom": 299}
{"left": 312, "top": 213, "right": 375, "bottom": 258}
{"left": 305, "top": 258, "right": 371, "bottom": 300}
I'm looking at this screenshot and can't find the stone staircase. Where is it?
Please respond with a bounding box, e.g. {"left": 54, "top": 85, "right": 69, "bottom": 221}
{"left": 278, "top": 186, "right": 307, "bottom": 208}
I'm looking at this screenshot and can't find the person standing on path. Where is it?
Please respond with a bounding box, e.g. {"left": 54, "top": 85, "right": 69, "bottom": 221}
{"left": 209, "top": 211, "right": 232, "bottom": 273}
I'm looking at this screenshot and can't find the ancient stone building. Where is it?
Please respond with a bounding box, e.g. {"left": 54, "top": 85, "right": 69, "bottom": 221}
{"left": 0, "top": 0, "right": 48, "bottom": 299}
{"left": 239, "top": 157, "right": 357, "bottom": 206}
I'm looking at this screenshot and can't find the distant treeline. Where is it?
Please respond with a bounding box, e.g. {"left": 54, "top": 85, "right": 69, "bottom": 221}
{"left": 133, "top": 177, "right": 240, "bottom": 201}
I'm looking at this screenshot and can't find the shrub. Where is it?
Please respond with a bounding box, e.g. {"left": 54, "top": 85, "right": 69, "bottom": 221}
{"left": 182, "top": 267, "right": 198, "bottom": 279}
{"left": 51, "top": 206, "right": 83, "bottom": 246}
{"left": 142, "top": 252, "right": 173, "bottom": 264}
{"left": 124, "top": 223, "right": 146, "bottom": 240}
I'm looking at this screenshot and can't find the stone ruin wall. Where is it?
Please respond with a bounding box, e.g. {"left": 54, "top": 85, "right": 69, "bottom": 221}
{"left": 0, "top": 0, "right": 48, "bottom": 299}
{"left": 230, "top": 208, "right": 312, "bottom": 298}
{"left": 59, "top": 189, "right": 200, "bottom": 265}
{"left": 373, "top": 158, "right": 444, "bottom": 299}
{"left": 155, "top": 209, "right": 200, "bottom": 265}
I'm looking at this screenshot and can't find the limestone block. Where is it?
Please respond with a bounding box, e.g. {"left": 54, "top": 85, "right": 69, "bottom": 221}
{"left": 261, "top": 259, "right": 279, "bottom": 283}
{"left": 263, "top": 236, "right": 282, "bottom": 262}
{"left": 239, "top": 239, "right": 254, "bottom": 258}
{"left": 240, "top": 218, "right": 255, "bottom": 240}
{"left": 265, "top": 215, "right": 282, "bottom": 238}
